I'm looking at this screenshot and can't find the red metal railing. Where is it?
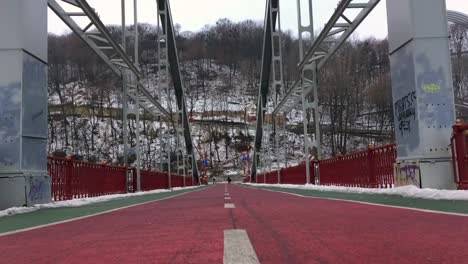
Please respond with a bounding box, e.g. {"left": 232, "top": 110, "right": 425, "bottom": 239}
{"left": 319, "top": 150, "right": 369, "bottom": 187}
{"left": 139, "top": 170, "right": 169, "bottom": 191}
{"left": 451, "top": 123, "right": 468, "bottom": 190}
{"left": 256, "top": 173, "right": 265, "bottom": 183}
{"left": 48, "top": 157, "right": 127, "bottom": 201}
{"left": 319, "top": 145, "right": 396, "bottom": 188}
{"left": 251, "top": 144, "right": 396, "bottom": 188}
{"left": 135, "top": 169, "right": 195, "bottom": 190}
{"left": 48, "top": 157, "right": 197, "bottom": 201}
{"left": 171, "top": 174, "right": 184, "bottom": 188}
{"left": 185, "top": 176, "right": 194, "bottom": 186}
{"left": 265, "top": 171, "right": 279, "bottom": 184}
{"left": 255, "top": 171, "right": 278, "bottom": 184}
{"left": 371, "top": 145, "right": 397, "bottom": 188}
{"left": 281, "top": 163, "right": 309, "bottom": 184}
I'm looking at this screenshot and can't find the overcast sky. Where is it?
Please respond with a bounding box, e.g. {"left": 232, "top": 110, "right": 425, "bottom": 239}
{"left": 48, "top": 0, "right": 468, "bottom": 39}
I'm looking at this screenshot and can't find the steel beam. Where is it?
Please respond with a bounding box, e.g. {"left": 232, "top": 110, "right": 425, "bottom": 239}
{"left": 122, "top": 0, "right": 142, "bottom": 192}
{"left": 157, "top": 0, "right": 199, "bottom": 182}
{"left": 250, "top": 0, "right": 280, "bottom": 180}
{"left": 48, "top": 0, "right": 169, "bottom": 119}
{"left": 274, "top": 0, "right": 381, "bottom": 115}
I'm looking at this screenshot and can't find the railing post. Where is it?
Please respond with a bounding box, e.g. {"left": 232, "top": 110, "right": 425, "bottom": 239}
{"left": 451, "top": 131, "right": 459, "bottom": 187}
{"left": 452, "top": 120, "right": 468, "bottom": 189}
{"left": 132, "top": 167, "right": 138, "bottom": 192}
{"left": 368, "top": 146, "right": 375, "bottom": 188}
{"left": 66, "top": 157, "right": 73, "bottom": 200}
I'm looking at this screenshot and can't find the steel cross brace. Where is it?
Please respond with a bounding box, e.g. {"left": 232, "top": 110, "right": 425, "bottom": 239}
{"left": 299, "top": 0, "right": 381, "bottom": 70}
{"left": 273, "top": 0, "right": 381, "bottom": 115}
{"left": 48, "top": 0, "right": 170, "bottom": 119}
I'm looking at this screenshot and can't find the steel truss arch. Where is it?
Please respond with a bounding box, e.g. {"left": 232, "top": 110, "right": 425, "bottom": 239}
{"left": 448, "top": 10, "right": 468, "bottom": 28}
{"left": 49, "top": 0, "right": 199, "bottom": 181}
{"left": 274, "top": 0, "right": 381, "bottom": 115}
{"left": 48, "top": 0, "right": 170, "bottom": 118}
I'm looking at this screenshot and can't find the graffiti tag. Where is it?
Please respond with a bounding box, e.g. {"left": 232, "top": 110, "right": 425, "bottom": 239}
{"left": 395, "top": 163, "right": 421, "bottom": 187}
{"left": 421, "top": 83, "right": 441, "bottom": 94}
{"left": 395, "top": 91, "right": 417, "bottom": 136}
{"left": 29, "top": 178, "right": 47, "bottom": 202}
{"left": 399, "top": 164, "right": 419, "bottom": 183}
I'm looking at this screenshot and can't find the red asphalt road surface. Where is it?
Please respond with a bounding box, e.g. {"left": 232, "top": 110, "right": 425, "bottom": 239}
{"left": 1, "top": 184, "right": 468, "bottom": 263}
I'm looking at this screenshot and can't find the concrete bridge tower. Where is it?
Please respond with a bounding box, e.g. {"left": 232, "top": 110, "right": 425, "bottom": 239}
{"left": 0, "top": 0, "right": 51, "bottom": 209}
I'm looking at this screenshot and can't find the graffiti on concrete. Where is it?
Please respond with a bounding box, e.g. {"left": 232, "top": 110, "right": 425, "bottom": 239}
{"left": 395, "top": 91, "right": 417, "bottom": 136}
{"left": 28, "top": 178, "right": 48, "bottom": 202}
{"left": 400, "top": 164, "right": 419, "bottom": 182}
{"left": 421, "top": 83, "right": 441, "bottom": 94}
{"left": 395, "top": 162, "right": 421, "bottom": 187}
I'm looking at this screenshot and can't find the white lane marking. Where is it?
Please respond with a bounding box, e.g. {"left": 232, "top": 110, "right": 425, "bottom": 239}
{"left": 0, "top": 187, "right": 209, "bottom": 237}
{"left": 225, "top": 203, "right": 235, "bottom": 209}
{"left": 225, "top": 197, "right": 231, "bottom": 200}
{"left": 224, "top": 229, "right": 260, "bottom": 264}
{"left": 242, "top": 185, "right": 468, "bottom": 217}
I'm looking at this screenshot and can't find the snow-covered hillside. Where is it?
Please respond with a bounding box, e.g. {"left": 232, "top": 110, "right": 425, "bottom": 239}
{"left": 48, "top": 58, "right": 394, "bottom": 178}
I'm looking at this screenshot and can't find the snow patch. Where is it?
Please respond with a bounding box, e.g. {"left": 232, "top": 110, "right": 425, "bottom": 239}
{"left": 245, "top": 183, "right": 468, "bottom": 201}
{"left": 0, "top": 186, "right": 199, "bottom": 218}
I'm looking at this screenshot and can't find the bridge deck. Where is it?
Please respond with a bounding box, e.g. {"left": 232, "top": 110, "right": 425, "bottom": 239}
{"left": 1, "top": 184, "right": 468, "bottom": 263}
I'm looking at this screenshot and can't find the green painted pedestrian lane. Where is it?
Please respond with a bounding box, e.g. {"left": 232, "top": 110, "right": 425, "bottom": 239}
{"left": 246, "top": 185, "right": 468, "bottom": 215}
{"left": 0, "top": 186, "right": 208, "bottom": 235}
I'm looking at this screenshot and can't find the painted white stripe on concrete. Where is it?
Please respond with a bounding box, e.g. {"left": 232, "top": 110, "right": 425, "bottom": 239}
{"left": 224, "top": 229, "right": 260, "bottom": 264}
{"left": 225, "top": 197, "right": 231, "bottom": 200}
{"left": 225, "top": 203, "right": 235, "bottom": 208}
{"left": 0, "top": 186, "right": 209, "bottom": 237}
{"left": 242, "top": 185, "right": 468, "bottom": 217}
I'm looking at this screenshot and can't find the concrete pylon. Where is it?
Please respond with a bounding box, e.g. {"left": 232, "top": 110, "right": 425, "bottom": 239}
{"left": 0, "top": 0, "right": 50, "bottom": 209}
{"left": 387, "top": 0, "right": 456, "bottom": 189}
